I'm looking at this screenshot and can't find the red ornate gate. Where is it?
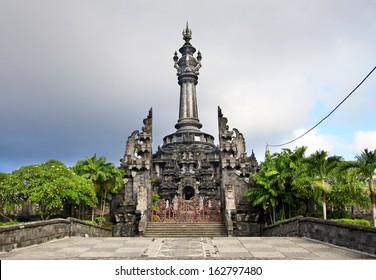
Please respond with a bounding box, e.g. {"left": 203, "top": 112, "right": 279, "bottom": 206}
{"left": 151, "top": 196, "right": 222, "bottom": 222}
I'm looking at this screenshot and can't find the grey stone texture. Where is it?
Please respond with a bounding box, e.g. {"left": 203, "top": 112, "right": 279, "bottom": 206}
{"left": 262, "top": 217, "right": 376, "bottom": 256}
{"left": 0, "top": 218, "right": 111, "bottom": 252}
{"left": 0, "top": 236, "right": 374, "bottom": 260}
{"left": 111, "top": 25, "right": 259, "bottom": 237}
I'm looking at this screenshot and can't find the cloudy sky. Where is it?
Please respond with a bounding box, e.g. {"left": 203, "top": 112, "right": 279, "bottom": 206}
{"left": 1, "top": 0, "right": 375, "bottom": 173}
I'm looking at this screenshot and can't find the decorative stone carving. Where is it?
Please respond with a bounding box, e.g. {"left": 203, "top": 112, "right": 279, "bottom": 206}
{"left": 218, "top": 106, "right": 258, "bottom": 175}
{"left": 218, "top": 106, "right": 259, "bottom": 235}
{"left": 136, "top": 185, "right": 147, "bottom": 211}
{"left": 112, "top": 25, "right": 260, "bottom": 237}
{"left": 121, "top": 108, "right": 153, "bottom": 171}
{"left": 173, "top": 23, "right": 202, "bottom": 76}
{"left": 225, "top": 184, "right": 236, "bottom": 210}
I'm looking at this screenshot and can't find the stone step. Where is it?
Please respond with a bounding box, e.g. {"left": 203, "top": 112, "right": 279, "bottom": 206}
{"left": 146, "top": 223, "right": 225, "bottom": 227}
{"left": 144, "top": 222, "right": 227, "bottom": 237}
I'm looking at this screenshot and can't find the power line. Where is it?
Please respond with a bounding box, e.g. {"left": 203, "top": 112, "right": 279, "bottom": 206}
{"left": 267, "top": 66, "right": 376, "bottom": 149}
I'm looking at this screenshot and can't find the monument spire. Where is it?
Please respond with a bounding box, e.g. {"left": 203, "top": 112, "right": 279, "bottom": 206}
{"left": 173, "top": 23, "right": 202, "bottom": 132}
{"left": 182, "top": 22, "right": 192, "bottom": 42}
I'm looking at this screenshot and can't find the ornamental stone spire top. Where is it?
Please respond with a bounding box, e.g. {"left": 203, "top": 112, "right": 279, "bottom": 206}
{"left": 182, "top": 22, "right": 192, "bottom": 43}
{"left": 174, "top": 23, "right": 202, "bottom": 77}
{"left": 173, "top": 23, "right": 203, "bottom": 131}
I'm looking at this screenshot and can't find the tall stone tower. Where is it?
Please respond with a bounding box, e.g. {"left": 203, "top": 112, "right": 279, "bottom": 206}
{"left": 173, "top": 23, "right": 203, "bottom": 132}
{"left": 112, "top": 24, "right": 259, "bottom": 237}
{"left": 153, "top": 23, "right": 220, "bottom": 202}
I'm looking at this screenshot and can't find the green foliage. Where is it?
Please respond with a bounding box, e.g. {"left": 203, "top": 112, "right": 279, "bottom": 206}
{"left": 8, "top": 160, "right": 97, "bottom": 220}
{"left": 83, "top": 220, "right": 97, "bottom": 225}
{"left": 331, "top": 218, "right": 371, "bottom": 227}
{"left": 327, "top": 166, "right": 369, "bottom": 212}
{"left": 0, "top": 172, "right": 24, "bottom": 221}
{"left": 328, "top": 210, "right": 353, "bottom": 219}
{"left": 301, "top": 150, "right": 343, "bottom": 220}
{"left": 73, "top": 154, "right": 124, "bottom": 224}
{"left": 246, "top": 147, "right": 310, "bottom": 223}
{"left": 94, "top": 216, "right": 106, "bottom": 224}
{"left": 152, "top": 193, "right": 160, "bottom": 204}
{"left": 246, "top": 146, "right": 373, "bottom": 225}
{"left": 0, "top": 220, "right": 20, "bottom": 226}
{"left": 340, "top": 148, "right": 376, "bottom": 227}
{"left": 1, "top": 155, "right": 125, "bottom": 223}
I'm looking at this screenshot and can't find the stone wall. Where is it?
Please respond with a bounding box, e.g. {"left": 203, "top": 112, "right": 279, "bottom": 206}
{"left": 263, "top": 217, "right": 376, "bottom": 255}
{"left": 0, "top": 218, "right": 111, "bottom": 252}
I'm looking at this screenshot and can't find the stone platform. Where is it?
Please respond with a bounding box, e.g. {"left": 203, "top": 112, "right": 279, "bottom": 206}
{"left": 0, "top": 236, "right": 374, "bottom": 260}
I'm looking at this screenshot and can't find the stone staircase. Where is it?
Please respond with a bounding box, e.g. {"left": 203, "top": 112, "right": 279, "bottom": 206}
{"left": 143, "top": 222, "right": 228, "bottom": 237}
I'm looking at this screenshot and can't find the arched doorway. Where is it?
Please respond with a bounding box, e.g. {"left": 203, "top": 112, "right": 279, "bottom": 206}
{"left": 183, "top": 186, "right": 195, "bottom": 200}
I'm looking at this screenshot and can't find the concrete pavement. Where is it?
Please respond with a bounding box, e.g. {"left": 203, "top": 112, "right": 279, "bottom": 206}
{"left": 0, "top": 236, "right": 374, "bottom": 260}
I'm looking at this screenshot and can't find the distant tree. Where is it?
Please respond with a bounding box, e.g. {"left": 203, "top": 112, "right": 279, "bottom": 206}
{"left": 288, "top": 146, "right": 316, "bottom": 216}
{"left": 341, "top": 149, "right": 376, "bottom": 226}
{"left": 246, "top": 148, "right": 302, "bottom": 224}
{"left": 247, "top": 147, "right": 373, "bottom": 223}
{"left": 10, "top": 160, "right": 97, "bottom": 220}
{"left": 327, "top": 165, "right": 369, "bottom": 216}
{"left": 73, "top": 155, "right": 124, "bottom": 224}
{"left": 305, "top": 151, "right": 343, "bottom": 220}
{"left": 0, "top": 172, "right": 24, "bottom": 221}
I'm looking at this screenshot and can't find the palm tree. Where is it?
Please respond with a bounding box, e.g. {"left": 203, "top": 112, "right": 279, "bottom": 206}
{"left": 246, "top": 150, "right": 280, "bottom": 224}
{"left": 73, "top": 154, "right": 124, "bottom": 224}
{"left": 289, "top": 146, "right": 315, "bottom": 216}
{"left": 247, "top": 147, "right": 311, "bottom": 223}
{"left": 306, "top": 150, "right": 343, "bottom": 220}
{"left": 342, "top": 149, "right": 376, "bottom": 226}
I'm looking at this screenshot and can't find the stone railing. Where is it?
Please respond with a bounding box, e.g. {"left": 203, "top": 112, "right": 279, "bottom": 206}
{"left": 0, "top": 218, "right": 111, "bottom": 252}
{"left": 262, "top": 216, "right": 376, "bottom": 256}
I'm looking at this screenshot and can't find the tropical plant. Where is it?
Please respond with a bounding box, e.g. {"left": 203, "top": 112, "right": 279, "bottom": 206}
{"left": 9, "top": 160, "right": 97, "bottom": 220}
{"left": 340, "top": 149, "right": 376, "bottom": 227}
{"left": 0, "top": 172, "right": 24, "bottom": 221}
{"left": 305, "top": 150, "right": 343, "bottom": 220}
{"left": 287, "top": 146, "right": 314, "bottom": 217}
{"left": 331, "top": 218, "right": 371, "bottom": 227}
{"left": 73, "top": 154, "right": 124, "bottom": 224}
{"left": 327, "top": 166, "right": 369, "bottom": 216}
{"left": 246, "top": 148, "right": 304, "bottom": 223}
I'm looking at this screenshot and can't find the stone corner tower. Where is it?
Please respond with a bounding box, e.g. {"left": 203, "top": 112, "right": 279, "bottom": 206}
{"left": 112, "top": 24, "right": 259, "bottom": 237}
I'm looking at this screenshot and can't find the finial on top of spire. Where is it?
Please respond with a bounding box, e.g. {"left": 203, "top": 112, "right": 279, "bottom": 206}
{"left": 182, "top": 21, "right": 192, "bottom": 42}
{"left": 174, "top": 23, "right": 202, "bottom": 76}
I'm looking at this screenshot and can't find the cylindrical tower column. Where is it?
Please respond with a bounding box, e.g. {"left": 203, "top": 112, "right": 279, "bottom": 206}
{"left": 173, "top": 23, "right": 203, "bottom": 132}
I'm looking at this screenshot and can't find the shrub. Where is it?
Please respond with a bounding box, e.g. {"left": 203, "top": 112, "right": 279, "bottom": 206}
{"left": 0, "top": 220, "right": 20, "bottom": 226}
{"left": 328, "top": 210, "right": 353, "bottom": 219}
{"left": 331, "top": 218, "right": 370, "bottom": 227}
{"left": 152, "top": 193, "right": 160, "bottom": 204}
{"left": 83, "top": 220, "right": 97, "bottom": 225}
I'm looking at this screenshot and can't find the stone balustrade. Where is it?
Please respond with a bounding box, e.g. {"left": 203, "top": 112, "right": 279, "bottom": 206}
{"left": 0, "top": 218, "right": 111, "bottom": 252}
{"left": 263, "top": 216, "right": 376, "bottom": 255}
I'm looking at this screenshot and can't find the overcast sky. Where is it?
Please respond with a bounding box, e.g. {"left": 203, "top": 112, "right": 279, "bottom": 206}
{"left": 1, "top": 0, "right": 375, "bottom": 173}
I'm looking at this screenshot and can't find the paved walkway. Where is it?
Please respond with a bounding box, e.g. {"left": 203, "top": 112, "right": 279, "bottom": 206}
{"left": 0, "top": 236, "right": 374, "bottom": 260}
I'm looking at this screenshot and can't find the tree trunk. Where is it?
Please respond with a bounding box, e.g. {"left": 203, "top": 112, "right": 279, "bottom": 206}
{"left": 370, "top": 190, "right": 375, "bottom": 227}
{"left": 369, "top": 178, "right": 375, "bottom": 227}
{"left": 322, "top": 194, "right": 327, "bottom": 220}
{"left": 100, "top": 190, "right": 108, "bottom": 226}
{"left": 269, "top": 208, "right": 273, "bottom": 224}
{"left": 100, "top": 198, "right": 104, "bottom": 226}
{"left": 272, "top": 206, "right": 276, "bottom": 224}
{"left": 71, "top": 204, "right": 74, "bottom": 218}
{"left": 372, "top": 202, "right": 376, "bottom": 228}
{"left": 0, "top": 211, "right": 13, "bottom": 222}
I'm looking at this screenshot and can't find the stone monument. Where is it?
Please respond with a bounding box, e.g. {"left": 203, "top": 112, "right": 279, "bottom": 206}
{"left": 112, "top": 24, "right": 259, "bottom": 236}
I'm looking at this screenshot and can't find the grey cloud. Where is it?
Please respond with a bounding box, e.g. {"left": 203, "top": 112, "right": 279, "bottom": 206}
{"left": 1, "top": 0, "right": 375, "bottom": 171}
